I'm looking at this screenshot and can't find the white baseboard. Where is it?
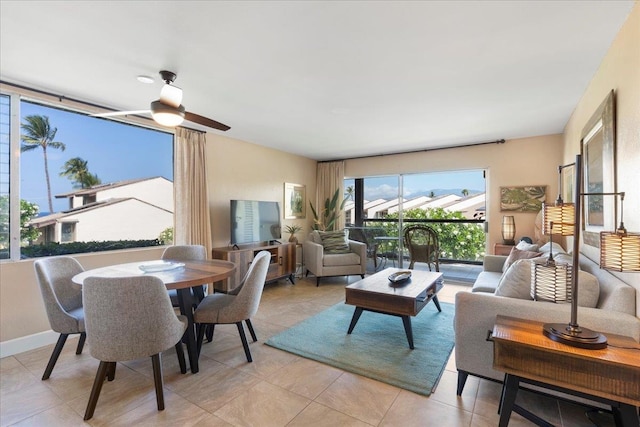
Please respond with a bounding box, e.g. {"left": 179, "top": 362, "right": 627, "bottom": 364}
{"left": 0, "top": 330, "right": 59, "bottom": 358}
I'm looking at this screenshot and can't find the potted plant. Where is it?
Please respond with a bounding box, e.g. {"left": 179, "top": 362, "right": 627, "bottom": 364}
{"left": 284, "top": 224, "right": 303, "bottom": 243}
{"left": 310, "top": 188, "right": 348, "bottom": 231}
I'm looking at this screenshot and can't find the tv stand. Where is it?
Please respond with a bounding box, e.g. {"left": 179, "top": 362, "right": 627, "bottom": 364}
{"left": 212, "top": 242, "right": 296, "bottom": 292}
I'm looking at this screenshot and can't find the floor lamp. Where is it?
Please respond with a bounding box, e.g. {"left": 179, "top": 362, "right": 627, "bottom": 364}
{"left": 540, "top": 154, "right": 640, "bottom": 349}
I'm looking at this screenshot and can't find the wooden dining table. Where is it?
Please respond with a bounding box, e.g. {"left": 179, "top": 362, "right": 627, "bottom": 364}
{"left": 72, "top": 258, "right": 236, "bottom": 374}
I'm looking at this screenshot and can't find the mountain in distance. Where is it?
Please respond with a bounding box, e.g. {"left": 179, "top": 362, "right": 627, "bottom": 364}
{"left": 409, "top": 188, "right": 484, "bottom": 198}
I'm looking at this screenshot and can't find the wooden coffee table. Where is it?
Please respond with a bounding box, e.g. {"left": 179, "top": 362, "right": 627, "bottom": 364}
{"left": 345, "top": 267, "right": 444, "bottom": 349}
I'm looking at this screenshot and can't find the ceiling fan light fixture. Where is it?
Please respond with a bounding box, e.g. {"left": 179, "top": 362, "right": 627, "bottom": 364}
{"left": 150, "top": 100, "right": 185, "bottom": 127}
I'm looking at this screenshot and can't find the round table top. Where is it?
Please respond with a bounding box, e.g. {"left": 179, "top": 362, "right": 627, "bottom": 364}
{"left": 72, "top": 259, "right": 236, "bottom": 290}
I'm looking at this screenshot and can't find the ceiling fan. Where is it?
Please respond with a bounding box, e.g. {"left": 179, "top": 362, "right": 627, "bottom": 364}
{"left": 92, "top": 70, "right": 230, "bottom": 131}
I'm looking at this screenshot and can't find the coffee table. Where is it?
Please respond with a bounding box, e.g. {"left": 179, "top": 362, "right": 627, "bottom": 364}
{"left": 345, "top": 267, "right": 444, "bottom": 349}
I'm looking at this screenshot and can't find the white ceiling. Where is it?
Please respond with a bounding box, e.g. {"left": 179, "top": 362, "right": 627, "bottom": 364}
{"left": 0, "top": 1, "right": 634, "bottom": 161}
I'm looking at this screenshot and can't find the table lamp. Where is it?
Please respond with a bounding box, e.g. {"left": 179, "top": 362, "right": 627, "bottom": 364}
{"left": 501, "top": 216, "right": 516, "bottom": 245}
{"left": 540, "top": 154, "right": 640, "bottom": 349}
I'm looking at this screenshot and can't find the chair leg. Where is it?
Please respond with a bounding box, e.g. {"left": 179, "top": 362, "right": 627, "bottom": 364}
{"left": 206, "top": 324, "right": 214, "bottom": 342}
{"left": 42, "top": 333, "right": 68, "bottom": 380}
{"left": 84, "top": 360, "right": 110, "bottom": 420}
{"left": 76, "top": 332, "right": 86, "bottom": 354}
{"left": 175, "top": 342, "right": 187, "bottom": 374}
{"left": 106, "top": 361, "right": 116, "bottom": 381}
{"left": 196, "top": 323, "right": 207, "bottom": 356}
{"left": 457, "top": 371, "right": 469, "bottom": 396}
{"left": 245, "top": 319, "right": 257, "bottom": 342}
{"left": 236, "top": 322, "right": 252, "bottom": 362}
{"left": 151, "top": 353, "right": 165, "bottom": 411}
{"left": 316, "top": 277, "right": 320, "bottom": 287}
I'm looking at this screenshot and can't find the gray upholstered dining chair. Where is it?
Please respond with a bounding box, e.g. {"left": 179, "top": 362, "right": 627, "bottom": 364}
{"left": 82, "top": 275, "right": 188, "bottom": 421}
{"left": 161, "top": 244, "right": 208, "bottom": 304}
{"left": 194, "top": 251, "right": 270, "bottom": 362}
{"left": 33, "top": 256, "right": 86, "bottom": 380}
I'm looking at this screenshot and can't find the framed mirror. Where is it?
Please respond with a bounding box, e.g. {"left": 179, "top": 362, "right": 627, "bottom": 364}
{"left": 580, "top": 90, "right": 616, "bottom": 247}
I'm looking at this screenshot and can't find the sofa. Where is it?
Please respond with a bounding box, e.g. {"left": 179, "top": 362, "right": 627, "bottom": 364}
{"left": 304, "top": 230, "right": 367, "bottom": 286}
{"left": 454, "top": 243, "right": 640, "bottom": 396}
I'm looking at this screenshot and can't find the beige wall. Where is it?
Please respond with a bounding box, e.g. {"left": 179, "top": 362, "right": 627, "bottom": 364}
{"left": 561, "top": 3, "right": 640, "bottom": 314}
{"left": 0, "top": 134, "right": 316, "bottom": 350}
{"left": 205, "top": 133, "right": 317, "bottom": 248}
{"left": 345, "top": 134, "right": 564, "bottom": 252}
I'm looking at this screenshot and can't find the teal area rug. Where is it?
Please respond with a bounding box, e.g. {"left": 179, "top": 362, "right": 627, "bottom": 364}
{"left": 266, "top": 301, "right": 455, "bottom": 396}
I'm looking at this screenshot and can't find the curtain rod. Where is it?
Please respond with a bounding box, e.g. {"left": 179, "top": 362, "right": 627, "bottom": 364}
{"left": 0, "top": 80, "right": 203, "bottom": 134}
{"left": 319, "top": 138, "right": 506, "bottom": 163}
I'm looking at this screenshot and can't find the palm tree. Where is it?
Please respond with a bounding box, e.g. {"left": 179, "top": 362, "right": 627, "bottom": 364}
{"left": 345, "top": 185, "right": 355, "bottom": 201}
{"left": 60, "top": 157, "right": 101, "bottom": 189}
{"left": 21, "top": 115, "right": 66, "bottom": 213}
{"left": 461, "top": 189, "right": 469, "bottom": 197}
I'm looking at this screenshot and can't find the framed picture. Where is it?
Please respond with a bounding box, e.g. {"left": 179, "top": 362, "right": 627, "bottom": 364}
{"left": 284, "top": 183, "right": 306, "bottom": 219}
{"left": 562, "top": 164, "right": 575, "bottom": 203}
{"left": 581, "top": 90, "right": 616, "bottom": 247}
{"left": 500, "top": 186, "right": 546, "bottom": 212}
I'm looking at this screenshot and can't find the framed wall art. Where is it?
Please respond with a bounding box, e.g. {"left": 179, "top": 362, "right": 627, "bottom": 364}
{"left": 284, "top": 183, "right": 306, "bottom": 219}
{"left": 500, "top": 186, "right": 546, "bottom": 212}
{"left": 581, "top": 90, "right": 616, "bottom": 247}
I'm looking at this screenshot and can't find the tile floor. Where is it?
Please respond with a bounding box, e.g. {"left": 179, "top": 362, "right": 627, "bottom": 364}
{"left": 1, "top": 273, "right": 615, "bottom": 426}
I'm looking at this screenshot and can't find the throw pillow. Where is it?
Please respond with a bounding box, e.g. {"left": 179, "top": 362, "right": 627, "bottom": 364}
{"left": 576, "top": 270, "right": 600, "bottom": 308}
{"left": 495, "top": 259, "right": 535, "bottom": 300}
{"left": 538, "top": 242, "right": 567, "bottom": 255}
{"left": 502, "top": 247, "right": 543, "bottom": 272}
{"left": 516, "top": 240, "right": 539, "bottom": 252}
{"left": 319, "top": 230, "right": 351, "bottom": 254}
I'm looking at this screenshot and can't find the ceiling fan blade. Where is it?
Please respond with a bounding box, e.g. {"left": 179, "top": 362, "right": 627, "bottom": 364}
{"left": 160, "top": 84, "right": 183, "bottom": 108}
{"left": 91, "top": 110, "right": 151, "bottom": 118}
{"left": 184, "top": 111, "right": 231, "bottom": 131}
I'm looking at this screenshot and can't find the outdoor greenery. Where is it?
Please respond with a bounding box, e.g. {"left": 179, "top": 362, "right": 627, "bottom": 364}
{"left": 0, "top": 197, "right": 41, "bottom": 253}
{"left": 20, "top": 115, "right": 66, "bottom": 213}
{"left": 378, "top": 207, "right": 485, "bottom": 262}
{"left": 158, "top": 227, "right": 174, "bottom": 245}
{"left": 20, "top": 239, "right": 164, "bottom": 258}
{"left": 60, "top": 157, "right": 101, "bottom": 188}
{"left": 310, "top": 188, "right": 348, "bottom": 231}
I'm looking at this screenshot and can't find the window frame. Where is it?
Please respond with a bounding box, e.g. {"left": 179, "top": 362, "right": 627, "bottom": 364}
{"left": 0, "top": 83, "right": 176, "bottom": 262}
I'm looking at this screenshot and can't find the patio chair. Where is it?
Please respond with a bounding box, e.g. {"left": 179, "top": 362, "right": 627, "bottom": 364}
{"left": 347, "top": 227, "right": 382, "bottom": 270}
{"left": 34, "top": 256, "right": 86, "bottom": 380}
{"left": 82, "top": 275, "right": 188, "bottom": 420}
{"left": 403, "top": 224, "right": 440, "bottom": 271}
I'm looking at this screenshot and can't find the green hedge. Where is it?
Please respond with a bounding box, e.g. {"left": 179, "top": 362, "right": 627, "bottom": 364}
{"left": 17, "top": 239, "right": 164, "bottom": 259}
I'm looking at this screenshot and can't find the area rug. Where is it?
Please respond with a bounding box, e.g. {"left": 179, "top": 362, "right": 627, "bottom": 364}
{"left": 265, "top": 301, "right": 455, "bottom": 396}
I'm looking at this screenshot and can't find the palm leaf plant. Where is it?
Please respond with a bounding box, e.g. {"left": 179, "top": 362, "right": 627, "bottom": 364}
{"left": 310, "top": 188, "right": 348, "bottom": 231}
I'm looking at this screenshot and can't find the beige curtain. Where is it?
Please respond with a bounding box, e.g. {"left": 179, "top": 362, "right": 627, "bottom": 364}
{"left": 174, "top": 127, "right": 212, "bottom": 256}
{"left": 316, "top": 161, "right": 345, "bottom": 230}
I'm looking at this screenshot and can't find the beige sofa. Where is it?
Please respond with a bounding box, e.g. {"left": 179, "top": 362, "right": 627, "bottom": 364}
{"left": 454, "top": 252, "right": 640, "bottom": 395}
{"left": 304, "top": 231, "right": 366, "bottom": 286}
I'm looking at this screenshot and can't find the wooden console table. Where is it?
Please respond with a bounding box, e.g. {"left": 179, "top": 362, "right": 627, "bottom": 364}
{"left": 491, "top": 315, "right": 640, "bottom": 427}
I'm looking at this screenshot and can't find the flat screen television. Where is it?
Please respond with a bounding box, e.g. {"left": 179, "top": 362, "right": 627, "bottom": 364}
{"left": 230, "top": 200, "right": 282, "bottom": 245}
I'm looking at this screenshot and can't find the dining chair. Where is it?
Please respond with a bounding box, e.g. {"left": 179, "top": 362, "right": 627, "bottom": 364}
{"left": 194, "top": 251, "right": 270, "bottom": 362}
{"left": 82, "top": 275, "right": 188, "bottom": 421}
{"left": 161, "top": 244, "right": 208, "bottom": 304}
{"left": 403, "top": 224, "right": 440, "bottom": 271}
{"left": 33, "top": 256, "right": 86, "bottom": 380}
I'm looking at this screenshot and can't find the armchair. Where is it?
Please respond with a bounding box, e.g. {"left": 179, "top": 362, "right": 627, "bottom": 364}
{"left": 304, "top": 230, "right": 366, "bottom": 286}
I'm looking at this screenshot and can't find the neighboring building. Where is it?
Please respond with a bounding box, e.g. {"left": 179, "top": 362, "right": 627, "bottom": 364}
{"left": 28, "top": 177, "right": 173, "bottom": 244}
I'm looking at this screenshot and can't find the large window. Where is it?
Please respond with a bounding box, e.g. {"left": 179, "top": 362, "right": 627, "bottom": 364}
{"left": 345, "top": 170, "right": 487, "bottom": 263}
{"left": 1, "top": 89, "right": 174, "bottom": 260}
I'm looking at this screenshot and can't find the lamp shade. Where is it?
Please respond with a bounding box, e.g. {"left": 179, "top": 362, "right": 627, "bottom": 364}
{"left": 600, "top": 231, "right": 640, "bottom": 272}
{"left": 531, "top": 261, "right": 572, "bottom": 303}
{"left": 501, "top": 216, "right": 516, "bottom": 245}
{"left": 542, "top": 202, "right": 575, "bottom": 236}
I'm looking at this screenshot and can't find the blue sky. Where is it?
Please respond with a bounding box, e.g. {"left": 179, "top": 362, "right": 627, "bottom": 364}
{"left": 346, "top": 170, "right": 485, "bottom": 200}
{"left": 20, "top": 101, "right": 173, "bottom": 213}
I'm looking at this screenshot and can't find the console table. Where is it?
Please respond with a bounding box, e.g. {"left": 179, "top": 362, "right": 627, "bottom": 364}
{"left": 492, "top": 315, "right": 640, "bottom": 427}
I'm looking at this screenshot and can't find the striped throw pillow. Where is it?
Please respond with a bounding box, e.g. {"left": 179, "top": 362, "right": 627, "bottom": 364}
{"left": 319, "top": 230, "right": 351, "bottom": 254}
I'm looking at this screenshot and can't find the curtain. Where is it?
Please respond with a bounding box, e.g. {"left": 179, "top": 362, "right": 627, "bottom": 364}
{"left": 316, "top": 161, "right": 345, "bottom": 230}
{"left": 174, "top": 127, "right": 212, "bottom": 256}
